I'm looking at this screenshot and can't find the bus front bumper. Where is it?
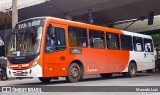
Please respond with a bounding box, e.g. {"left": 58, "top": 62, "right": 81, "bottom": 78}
{"left": 7, "top": 64, "right": 42, "bottom": 78}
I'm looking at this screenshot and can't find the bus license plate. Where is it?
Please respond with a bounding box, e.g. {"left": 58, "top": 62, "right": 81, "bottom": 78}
{"left": 16, "top": 71, "right": 22, "bottom": 74}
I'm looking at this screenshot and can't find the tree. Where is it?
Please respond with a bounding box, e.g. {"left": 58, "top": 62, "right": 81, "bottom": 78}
{"left": 151, "top": 34, "right": 160, "bottom": 48}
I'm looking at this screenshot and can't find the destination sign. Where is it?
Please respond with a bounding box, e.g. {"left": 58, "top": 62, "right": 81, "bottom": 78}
{"left": 18, "top": 20, "right": 41, "bottom": 29}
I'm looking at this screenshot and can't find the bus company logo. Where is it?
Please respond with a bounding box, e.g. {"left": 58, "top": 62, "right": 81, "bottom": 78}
{"left": 87, "top": 67, "right": 98, "bottom": 72}
{"left": 2, "top": 87, "right": 11, "bottom": 92}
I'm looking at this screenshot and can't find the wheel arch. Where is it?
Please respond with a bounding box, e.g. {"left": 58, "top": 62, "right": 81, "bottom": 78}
{"left": 69, "top": 60, "right": 84, "bottom": 74}
{"left": 129, "top": 60, "right": 137, "bottom": 67}
{"left": 129, "top": 60, "right": 137, "bottom": 70}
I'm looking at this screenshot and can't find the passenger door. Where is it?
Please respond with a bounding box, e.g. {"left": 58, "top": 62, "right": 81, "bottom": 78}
{"left": 133, "top": 37, "right": 145, "bottom": 70}
{"left": 43, "top": 23, "right": 68, "bottom": 77}
{"left": 86, "top": 30, "right": 106, "bottom": 74}
{"left": 106, "top": 33, "right": 122, "bottom": 72}
{"left": 143, "top": 38, "right": 155, "bottom": 69}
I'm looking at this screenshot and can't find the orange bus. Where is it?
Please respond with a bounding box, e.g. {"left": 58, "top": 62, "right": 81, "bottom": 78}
{"left": 7, "top": 17, "right": 155, "bottom": 83}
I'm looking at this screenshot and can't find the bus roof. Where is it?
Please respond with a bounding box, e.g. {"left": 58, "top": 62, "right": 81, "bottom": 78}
{"left": 46, "top": 17, "right": 122, "bottom": 34}
{"left": 18, "top": 16, "right": 152, "bottom": 39}
{"left": 122, "top": 30, "right": 152, "bottom": 39}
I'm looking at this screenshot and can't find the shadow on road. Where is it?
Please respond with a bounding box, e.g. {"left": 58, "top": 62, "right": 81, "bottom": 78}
{"left": 10, "top": 73, "right": 158, "bottom": 86}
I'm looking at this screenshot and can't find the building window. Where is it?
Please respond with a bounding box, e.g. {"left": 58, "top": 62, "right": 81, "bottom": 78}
{"left": 121, "top": 35, "right": 133, "bottom": 51}
{"left": 133, "top": 37, "right": 144, "bottom": 52}
{"left": 106, "top": 33, "right": 120, "bottom": 50}
{"left": 89, "top": 30, "right": 105, "bottom": 48}
{"left": 68, "top": 26, "right": 88, "bottom": 47}
{"left": 144, "top": 38, "right": 153, "bottom": 52}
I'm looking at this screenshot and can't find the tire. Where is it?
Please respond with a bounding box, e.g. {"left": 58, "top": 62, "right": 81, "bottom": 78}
{"left": 80, "top": 72, "right": 84, "bottom": 81}
{"left": 100, "top": 73, "right": 112, "bottom": 78}
{"left": 39, "top": 77, "right": 52, "bottom": 83}
{"left": 1, "top": 73, "right": 8, "bottom": 81}
{"left": 123, "top": 62, "right": 137, "bottom": 78}
{"left": 146, "top": 69, "right": 153, "bottom": 73}
{"left": 66, "top": 63, "right": 82, "bottom": 83}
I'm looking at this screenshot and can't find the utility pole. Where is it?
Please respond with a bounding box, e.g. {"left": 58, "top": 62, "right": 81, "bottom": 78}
{"left": 11, "top": 0, "right": 18, "bottom": 52}
{"left": 12, "top": 0, "right": 18, "bottom": 29}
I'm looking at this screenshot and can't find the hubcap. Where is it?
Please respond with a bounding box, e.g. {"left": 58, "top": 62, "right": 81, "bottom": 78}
{"left": 71, "top": 67, "right": 79, "bottom": 78}
{"left": 131, "top": 66, "right": 135, "bottom": 75}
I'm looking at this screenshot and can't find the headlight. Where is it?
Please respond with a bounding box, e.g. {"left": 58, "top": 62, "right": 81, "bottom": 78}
{"left": 32, "top": 56, "right": 40, "bottom": 67}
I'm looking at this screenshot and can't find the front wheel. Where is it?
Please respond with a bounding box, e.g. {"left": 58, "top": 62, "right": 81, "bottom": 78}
{"left": 39, "top": 77, "right": 52, "bottom": 83}
{"left": 66, "top": 63, "right": 82, "bottom": 83}
{"left": 1, "top": 73, "right": 8, "bottom": 81}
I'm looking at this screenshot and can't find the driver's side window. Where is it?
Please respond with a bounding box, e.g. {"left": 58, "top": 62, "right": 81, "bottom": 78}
{"left": 45, "top": 25, "right": 56, "bottom": 53}
{"left": 45, "top": 25, "right": 66, "bottom": 53}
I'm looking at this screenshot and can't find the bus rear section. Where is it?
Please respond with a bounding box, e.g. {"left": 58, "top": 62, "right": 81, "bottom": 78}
{"left": 7, "top": 17, "right": 155, "bottom": 83}
{"left": 121, "top": 31, "right": 155, "bottom": 75}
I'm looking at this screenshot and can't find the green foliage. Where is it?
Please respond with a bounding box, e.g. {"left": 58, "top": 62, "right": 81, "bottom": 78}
{"left": 151, "top": 34, "right": 160, "bottom": 47}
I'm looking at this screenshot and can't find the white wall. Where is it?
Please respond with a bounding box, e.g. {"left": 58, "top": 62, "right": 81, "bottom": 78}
{"left": 0, "top": 0, "right": 46, "bottom": 13}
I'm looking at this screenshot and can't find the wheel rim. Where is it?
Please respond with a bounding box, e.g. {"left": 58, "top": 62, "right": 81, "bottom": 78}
{"left": 71, "top": 67, "right": 79, "bottom": 78}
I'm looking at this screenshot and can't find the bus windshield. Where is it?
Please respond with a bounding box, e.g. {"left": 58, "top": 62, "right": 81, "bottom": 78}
{"left": 8, "top": 27, "right": 43, "bottom": 57}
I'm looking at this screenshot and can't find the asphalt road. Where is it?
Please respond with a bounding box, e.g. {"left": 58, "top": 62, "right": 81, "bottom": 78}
{"left": 0, "top": 72, "right": 160, "bottom": 95}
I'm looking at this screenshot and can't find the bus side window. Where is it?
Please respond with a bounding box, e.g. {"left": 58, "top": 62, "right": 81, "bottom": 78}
{"left": 45, "top": 25, "right": 55, "bottom": 53}
{"left": 120, "top": 35, "right": 133, "bottom": 51}
{"left": 68, "top": 26, "right": 88, "bottom": 47}
{"left": 106, "top": 33, "right": 120, "bottom": 50}
{"left": 45, "top": 25, "right": 66, "bottom": 53}
{"left": 133, "top": 37, "right": 144, "bottom": 52}
{"left": 144, "top": 38, "right": 153, "bottom": 52}
{"left": 89, "top": 30, "right": 105, "bottom": 48}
